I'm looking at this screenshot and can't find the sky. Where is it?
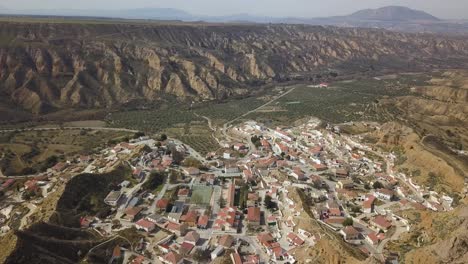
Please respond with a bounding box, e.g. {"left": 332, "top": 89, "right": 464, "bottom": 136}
{"left": 1, "top": 0, "right": 467, "bottom": 19}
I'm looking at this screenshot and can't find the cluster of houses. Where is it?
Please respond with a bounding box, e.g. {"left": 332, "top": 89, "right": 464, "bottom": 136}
{"left": 3, "top": 118, "right": 459, "bottom": 264}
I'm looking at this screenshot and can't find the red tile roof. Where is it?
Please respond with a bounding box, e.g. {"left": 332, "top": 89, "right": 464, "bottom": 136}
{"left": 135, "top": 219, "right": 155, "bottom": 230}
{"left": 197, "top": 215, "right": 209, "bottom": 227}
{"left": 156, "top": 198, "right": 170, "bottom": 209}
{"left": 163, "top": 251, "right": 182, "bottom": 264}
{"left": 372, "top": 215, "right": 392, "bottom": 229}
{"left": 247, "top": 207, "right": 261, "bottom": 222}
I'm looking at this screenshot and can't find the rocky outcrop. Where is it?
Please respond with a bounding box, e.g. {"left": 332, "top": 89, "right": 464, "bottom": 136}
{"left": 1, "top": 22, "right": 468, "bottom": 114}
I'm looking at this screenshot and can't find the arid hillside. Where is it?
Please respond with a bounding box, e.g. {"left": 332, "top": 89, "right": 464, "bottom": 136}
{"left": 1, "top": 21, "right": 468, "bottom": 117}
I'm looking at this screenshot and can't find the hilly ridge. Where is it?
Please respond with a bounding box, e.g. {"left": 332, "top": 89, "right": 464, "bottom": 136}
{"left": 1, "top": 22, "right": 468, "bottom": 118}
{"left": 348, "top": 6, "right": 439, "bottom": 21}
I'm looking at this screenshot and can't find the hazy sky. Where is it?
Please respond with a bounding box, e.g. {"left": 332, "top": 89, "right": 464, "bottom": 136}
{"left": 1, "top": 0, "right": 467, "bottom": 19}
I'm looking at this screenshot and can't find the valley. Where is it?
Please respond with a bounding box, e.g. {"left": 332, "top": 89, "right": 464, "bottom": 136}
{"left": 0, "top": 12, "right": 467, "bottom": 264}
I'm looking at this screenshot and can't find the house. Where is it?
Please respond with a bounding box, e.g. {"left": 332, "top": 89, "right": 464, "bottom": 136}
{"left": 225, "top": 164, "right": 240, "bottom": 174}
{"left": 215, "top": 234, "right": 233, "bottom": 248}
{"left": 156, "top": 199, "right": 170, "bottom": 212}
{"left": 375, "top": 189, "right": 395, "bottom": 201}
{"left": 80, "top": 216, "right": 94, "bottom": 228}
{"left": 179, "top": 242, "right": 194, "bottom": 256}
{"left": 274, "top": 129, "right": 294, "bottom": 142}
{"left": 335, "top": 169, "right": 349, "bottom": 178}
{"left": 197, "top": 215, "right": 209, "bottom": 229}
{"left": 228, "top": 182, "right": 236, "bottom": 207}
{"left": 257, "top": 232, "right": 275, "bottom": 248}
{"left": 363, "top": 195, "right": 376, "bottom": 214}
{"left": 166, "top": 222, "right": 188, "bottom": 236}
{"left": 130, "top": 255, "right": 145, "bottom": 264}
{"left": 135, "top": 219, "right": 156, "bottom": 232}
{"left": 266, "top": 215, "right": 277, "bottom": 226}
{"left": 112, "top": 245, "right": 121, "bottom": 262}
{"left": 230, "top": 252, "right": 243, "bottom": 264}
{"left": 313, "top": 163, "right": 328, "bottom": 171}
{"left": 223, "top": 151, "right": 233, "bottom": 159}
{"left": 287, "top": 232, "right": 305, "bottom": 246}
{"left": 213, "top": 207, "right": 240, "bottom": 232}
{"left": 366, "top": 232, "right": 385, "bottom": 245}
{"left": 119, "top": 180, "right": 130, "bottom": 188}
{"left": 269, "top": 243, "right": 288, "bottom": 261}
{"left": 340, "top": 226, "right": 361, "bottom": 240}
{"left": 24, "top": 179, "right": 39, "bottom": 192}
{"left": 177, "top": 188, "right": 190, "bottom": 199}
{"left": 52, "top": 162, "right": 68, "bottom": 172}
{"left": 233, "top": 143, "right": 246, "bottom": 151}
{"left": 336, "top": 179, "right": 354, "bottom": 189}
{"left": 104, "top": 191, "right": 122, "bottom": 206}
{"left": 183, "top": 167, "right": 200, "bottom": 176}
{"left": 200, "top": 173, "right": 215, "bottom": 185}
{"left": 247, "top": 207, "right": 261, "bottom": 225}
{"left": 180, "top": 210, "right": 198, "bottom": 227}
{"left": 184, "top": 231, "right": 200, "bottom": 245}
{"left": 274, "top": 142, "right": 289, "bottom": 154}
{"left": 243, "top": 170, "right": 253, "bottom": 181}
{"left": 146, "top": 214, "right": 162, "bottom": 224}
{"left": 211, "top": 245, "right": 224, "bottom": 260}
{"left": 78, "top": 155, "right": 92, "bottom": 163}
{"left": 243, "top": 255, "right": 260, "bottom": 264}
{"left": 291, "top": 167, "right": 306, "bottom": 181}
{"left": 371, "top": 215, "right": 392, "bottom": 232}
{"left": 160, "top": 251, "right": 183, "bottom": 264}
{"left": 124, "top": 207, "right": 143, "bottom": 222}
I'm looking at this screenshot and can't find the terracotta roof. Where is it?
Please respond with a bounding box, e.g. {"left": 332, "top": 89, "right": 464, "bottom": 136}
{"left": 218, "top": 234, "right": 234, "bottom": 247}
{"left": 342, "top": 226, "right": 360, "bottom": 236}
{"left": 363, "top": 195, "right": 376, "bottom": 208}
{"left": 197, "top": 215, "right": 209, "bottom": 227}
{"left": 244, "top": 255, "right": 260, "bottom": 264}
{"left": 112, "top": 245, "right": 121, "bottom": 258}
{"left": 257, "top": 232, "right": 274, "bottom": 245}
{"left": 135, "top": 219, "right": 155, "bottom": 230}
{"left": 184, "top": 231, "right": 200, "bottom": 243}
{"left": 372, "top": 215, "right": 392, "bottom": 229}
{"left": 177, "top": 188, "right": 190, "bottom": 196}
{"left": 179, "top": 242, "right": 194, "bottom": 255}
{"left": 231, "top": 252, "right": 242, "bottom": 264}
{"left": 156, "top": 198, "right": 170, "bottom": 209}
{"left": 180, "top": 211, "right": 198, "bottom": 223}
{"left": 163, "top": 251, "right": 182, "bottom": 264}
{"left": 247, "top": 207, "right": 261, "bottom": 222}
{"left": 376, "top": 188, "right": 394, "bottom": 196}
{"left": 124, "top": 207, "right": 142, "bottom": 217}
{"left": 287, "top": 233, "right": 304, "bottom": 245}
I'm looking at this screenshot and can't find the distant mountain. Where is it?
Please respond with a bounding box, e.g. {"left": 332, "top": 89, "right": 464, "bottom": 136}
{"left": 114, "top": 8, "right": 194, "bottom": 20}
{"left": 1, "top": 6, "right": 467, "bottom": 34}
{"left": 348, "top": 6, "right": 439, "bottom": 21}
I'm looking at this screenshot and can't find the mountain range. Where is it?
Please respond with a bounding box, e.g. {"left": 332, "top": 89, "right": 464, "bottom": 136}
{"left": 1, "top": 21, "right": 468, "bottom": 120}
{"left": 1, "top": 6, "right": 468, "bottom": 34}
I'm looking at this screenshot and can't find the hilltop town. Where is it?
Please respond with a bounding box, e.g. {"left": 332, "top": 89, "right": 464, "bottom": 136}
{"left": 0, "top": 117, "right": 463, "bottom": 264}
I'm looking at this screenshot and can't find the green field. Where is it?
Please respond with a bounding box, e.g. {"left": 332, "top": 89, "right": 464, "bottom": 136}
{"left": 244, "top": 75, "right": 429, "bottom": 125}
{"left": 190, "top": 186, "right": 213, "bottom": 205}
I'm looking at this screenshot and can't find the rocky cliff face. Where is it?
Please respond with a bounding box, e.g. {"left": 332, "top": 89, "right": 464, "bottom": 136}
{"left": 1, "top": 22, "right": 468, "bottom": 114}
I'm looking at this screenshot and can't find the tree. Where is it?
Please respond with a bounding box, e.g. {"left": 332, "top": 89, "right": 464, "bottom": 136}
{"left": 219, "top": 196, "right": 226, "bottom": 208}
{"left": 193, "top": 249, "right": 210, "bottom": 262}
{"left": 373, "top": 181, "right": 384, "bottom": 189}
{"left": 169, "top": 171, "right": 178, "bottom": 184}
{"left": 264, "top": 195, "right": 276, "bottom": 210}
{"left": 159, "top": 134, "right": 168, "bottom": 141}
{"left": 343, "top": 217, "right": 354, "bottom": 226}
